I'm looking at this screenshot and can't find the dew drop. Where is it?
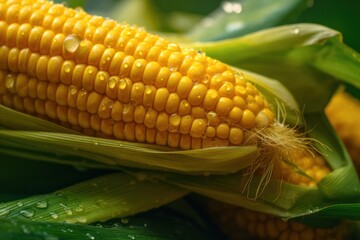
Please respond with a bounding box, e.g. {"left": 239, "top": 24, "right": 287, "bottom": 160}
{"left": 64, "top": 208, "right": 73, "bottom": 216}
{"left": 50, "top": 212, "right": 59, "bottom": 219}
{"left": 112, "top": 223, "right": 121, "bottom": 228}
{"left": 75, "top": 205, "right": 84, "bottom": 212}
{"left": 144, "top": 86, "right": 152, "bottom": 95}
{"left": 119, "top": 79, "right": 127, "bottom": 89}
{"left": 128, "top": 235, "right": 135, "bottom": 240}
{"left": 64, "top": 34, "right": 82, "bottom": 53}
{"left": 98, "top": 73, "right": 105, "bottom": 81}
{"left": 64, "top": 64, "right": 71, "bottom": 73}
{"left": 77, "top": 216, "right": 88, "bottom": 223}
{"left": 108, "top": 78, "right": 117, "bottom": 89}
{"left": 86, "top": 233, "right": 95, "bottom": 240}
{"left": 69, "top": 85, "right": 78, "bottom": 95}
{"left": 100, "top": 104, "right": 107, "bottom": 112}
{"left": 292, "top": 28, "right": 300, "bottom": 34}
{"left": 135, "top": 61, "right": 142, "bottom": 68}
{"left": 20, "top": 209, "right": 35, "bottom": 218}
{"left": 79, "top": 88, "right": 87, "bottom": 96}
{"left": 35, "top": 201, "right": 48, "bottom": 209}
{"left": 5, "top": 76, "right": 15, "bottom": 89}
{"left": 207, "top": 111, "right": 218, "bottom": 119}
{"left": 222, "top": 1, "right": 242, "bottom": 14}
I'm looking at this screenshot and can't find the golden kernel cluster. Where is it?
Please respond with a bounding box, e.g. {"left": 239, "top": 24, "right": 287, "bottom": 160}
{"left": 0, "top": 0, "right": 274, "bottom": 149}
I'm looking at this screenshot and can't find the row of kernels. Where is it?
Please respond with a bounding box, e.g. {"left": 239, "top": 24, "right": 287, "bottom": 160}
{"left": 1, "top": 67, "right": 272, "bottom": 132}
{"left": 0, "top": 92, "right": 232, "bottom": 149}
{"left": 0, "top": 71, "right": 244, "bottom": 141}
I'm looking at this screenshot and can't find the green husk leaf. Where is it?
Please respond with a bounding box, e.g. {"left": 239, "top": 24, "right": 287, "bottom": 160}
{"left": 0, "top": 129, "right": 259, "bottom": 174}
{"left": 186, "top": 24, "right": 360, "bottom": 112}
{"left": 146, "top": 113, "right": 360, "bottom": 220}
{"left": 0, "top": 209, "right": 213, "bottom": 240}
{"left": 0, "top": 172, "right": 187, "bottom": 224}
{"left": 0, "top": 105, "right": 77, "bottom": 133}
{"left": 0, "top": 104, "right": 260, "bottom": 174}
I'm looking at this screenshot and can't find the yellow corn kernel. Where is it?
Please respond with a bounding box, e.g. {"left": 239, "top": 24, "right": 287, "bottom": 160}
{"left": 0, "top": 0, "right": 275, "bottom": 150}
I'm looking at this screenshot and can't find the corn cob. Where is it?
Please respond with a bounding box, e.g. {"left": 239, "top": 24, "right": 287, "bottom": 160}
{"left": 0, "top": 0, "right": 278, "bottom": 150}
{"left": 326, "top": 91, "right": 360, "bottom": 174}
{"left": 206, "top": 151, "right": 351, "bottom": 240}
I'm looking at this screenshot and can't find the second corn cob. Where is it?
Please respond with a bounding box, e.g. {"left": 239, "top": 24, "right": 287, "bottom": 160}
{"left": 326, "top": 91, "right": 360, "bottom": 174}
{"left": 205, "top": 151, "right": 352, "bottom": 240}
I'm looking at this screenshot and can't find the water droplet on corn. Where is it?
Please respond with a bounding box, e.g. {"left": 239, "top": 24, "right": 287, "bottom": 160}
{"left": 64, "top": 34, "right": 82, "bottom": 53}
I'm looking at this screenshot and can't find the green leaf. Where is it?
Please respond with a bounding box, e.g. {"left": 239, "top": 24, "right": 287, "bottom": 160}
{"left": 145, "top": 113, "right": 360, "bottom": 221}
{"left": 187, "top": 0, "right": 309, "bottom": 41}
{"left": 54, "top": 0, "right": 86, "bottom": 8}
{"left": 0, "top": 172, "right": 187, "bottom": 224}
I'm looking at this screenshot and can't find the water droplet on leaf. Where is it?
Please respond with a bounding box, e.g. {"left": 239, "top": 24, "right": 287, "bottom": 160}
{"left": 20, "top": 209, "right": 35, "bottom": 218}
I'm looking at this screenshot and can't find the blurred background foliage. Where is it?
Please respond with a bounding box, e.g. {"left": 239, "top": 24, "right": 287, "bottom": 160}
{"left": 72, "top": 0, "right": 360, "bottom": 52}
